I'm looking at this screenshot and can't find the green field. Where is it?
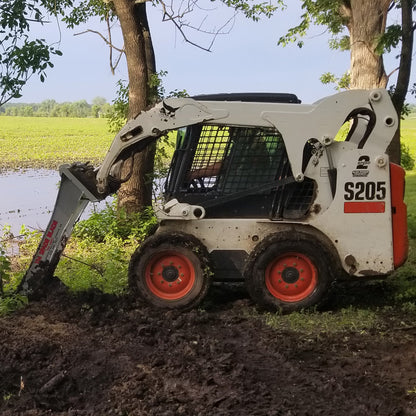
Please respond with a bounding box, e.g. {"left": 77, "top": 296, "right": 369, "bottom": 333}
{"left": 0, "top": 116, "right": 114, "bottom": 170}
{"left": 402, "top": 116, "right": 416, "bottom": 162}
{"left": 0, "top": 115, "right": 414, "bottom": 171}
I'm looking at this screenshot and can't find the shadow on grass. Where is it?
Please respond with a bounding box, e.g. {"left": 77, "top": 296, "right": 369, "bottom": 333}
{"left": 323, "top": 279, "right": 394, "bottom": 312}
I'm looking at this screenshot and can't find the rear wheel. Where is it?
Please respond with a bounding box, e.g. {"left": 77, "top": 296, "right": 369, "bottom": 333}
{"left": 129, "top": 233, "right": 212, "bottom": 310}
{"left": 246, "top": 238, "right": 332, "bottom": 312}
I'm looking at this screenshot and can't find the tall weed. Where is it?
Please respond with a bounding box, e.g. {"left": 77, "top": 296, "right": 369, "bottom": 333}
{"left": 0, "top": 226, "right": 29, "bottom": 315}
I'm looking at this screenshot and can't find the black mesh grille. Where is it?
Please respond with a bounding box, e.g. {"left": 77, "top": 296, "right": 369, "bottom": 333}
{"left": 274, "top": 179, "right": 317, "bottom": 219}
{"left": 189, "top": 126, "right": 286, "bottom": 194}
{"left": 189, "top": 126, "right": 231, "bottom": 189}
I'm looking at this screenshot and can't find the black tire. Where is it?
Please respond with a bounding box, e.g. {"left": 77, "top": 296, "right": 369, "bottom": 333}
{"left": 128, "top": 232, "right": 212, "bottom": 310}
{"left": 245, "top": 236, "right": 333, "bottom": 312}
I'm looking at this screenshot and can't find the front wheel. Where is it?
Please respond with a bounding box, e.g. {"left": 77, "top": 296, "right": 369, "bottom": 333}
{"left": 246, "top": 238, "right": 332, "bottom": 312}
{"left": 128, "top": 233, "right": 212, "bottom": 310}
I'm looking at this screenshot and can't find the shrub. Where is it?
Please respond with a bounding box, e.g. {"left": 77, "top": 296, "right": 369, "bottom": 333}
{"left": 73, "top": 201, "right": 157, "bottom": 242}
{"left": 401, "top": 142, "right": 415, "bottom": 171}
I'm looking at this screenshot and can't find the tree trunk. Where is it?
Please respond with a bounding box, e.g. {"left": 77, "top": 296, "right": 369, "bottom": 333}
{"left": 342, "top": 0, "right": 403, "bottom": 164}
{"left": 392, "top": 0, "right": 414, "bottom": 113}
{"left": 112, "top": 0, "right": 157, "bottom": 213}
{"left": 387, "top": 0, "right": 415, "bottom": 165}
{"left": 344, "top": 0, "right": 391, "bottom": 89}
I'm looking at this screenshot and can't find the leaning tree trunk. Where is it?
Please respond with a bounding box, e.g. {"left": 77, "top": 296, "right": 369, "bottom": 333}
{"left": 387, "top": 0, "right": 414, "bottom": 164}
{"left": 112, "top": 0, "right": 157, "bottom": 213}
{"left": 341, "top": 0, "right": 400, "bottom": 163}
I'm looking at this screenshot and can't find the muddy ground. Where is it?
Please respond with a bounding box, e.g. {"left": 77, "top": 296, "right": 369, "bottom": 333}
{"left": 1, "top": 283, "right": 416, "bottom": 416}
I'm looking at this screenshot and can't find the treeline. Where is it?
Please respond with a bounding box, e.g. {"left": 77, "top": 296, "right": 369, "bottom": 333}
{"left": 2, "top": 97, "right": 416, "bottom": 119}
{"left": 0, "top": 97, "right": 112, "bottom": 118}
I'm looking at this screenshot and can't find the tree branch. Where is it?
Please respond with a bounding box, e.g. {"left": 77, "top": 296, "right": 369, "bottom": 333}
{"left": 386, "top": 66, "right": 399, "bottom": 80}
{"left": 74, "top": 26, "right": 125, "bottom": 74}
{"left": 74, "top": 29, "right": 124, "bottom": 54}
{"left": 158, "top": 0, "right": 235, "bottom": 52}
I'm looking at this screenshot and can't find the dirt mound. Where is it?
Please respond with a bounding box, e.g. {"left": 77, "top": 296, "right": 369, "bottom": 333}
{"left": 1, "top": 285, "right": 416, "bottom": 415}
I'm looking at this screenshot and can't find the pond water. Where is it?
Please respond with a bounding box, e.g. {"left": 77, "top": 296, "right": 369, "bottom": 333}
{"left": 0, "top": 169, "right": 111, "bottom": 236}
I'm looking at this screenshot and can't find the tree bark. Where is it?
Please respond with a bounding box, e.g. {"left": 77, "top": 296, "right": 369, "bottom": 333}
{"left": 112, "top": 0, "right": 157, "bottom": 213}
{"left": 345, "top": 0, "right": 391, "bottom": 89}
{"left": 342, "top": 0, "right": 404, "bottom": 164}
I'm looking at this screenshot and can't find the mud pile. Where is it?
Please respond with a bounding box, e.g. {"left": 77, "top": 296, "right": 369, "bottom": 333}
{"left": 1, "top": 286, "right": 416, "bottom": 415}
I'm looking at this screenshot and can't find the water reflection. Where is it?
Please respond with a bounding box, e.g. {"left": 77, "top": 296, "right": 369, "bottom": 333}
{"left": 0, "top": 169, "right": 110, "bottom": 236}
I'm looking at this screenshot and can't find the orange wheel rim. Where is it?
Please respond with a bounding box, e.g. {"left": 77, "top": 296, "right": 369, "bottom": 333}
{"left": 265, "top": 252, "right": 318, "bottom": 302}
{"left": 145, "top": 250, "right": 195, "bottom": 300}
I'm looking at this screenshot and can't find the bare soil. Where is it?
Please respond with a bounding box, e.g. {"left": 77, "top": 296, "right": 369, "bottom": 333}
{"left": 1, "top": 283, "right": 416, "bottom": 416}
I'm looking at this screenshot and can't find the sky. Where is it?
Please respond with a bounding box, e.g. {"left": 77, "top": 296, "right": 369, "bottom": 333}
{"left": 11, "top": 2, "right": 416, "bottom": 106}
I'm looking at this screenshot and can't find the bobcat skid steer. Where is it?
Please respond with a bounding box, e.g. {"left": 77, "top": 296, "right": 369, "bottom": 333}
{"left": 19, "top": 89, "right": 408, "bottom": 312}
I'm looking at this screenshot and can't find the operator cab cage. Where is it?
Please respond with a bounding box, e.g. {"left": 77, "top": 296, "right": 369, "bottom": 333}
{"left": 164, "top": 93, "right": 316, "bottom": 220}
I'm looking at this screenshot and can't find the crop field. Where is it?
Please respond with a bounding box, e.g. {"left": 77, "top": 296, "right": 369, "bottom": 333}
{"left": 0, "top": 116, "right": 114, "bottom": 170}
{"left": 0, "top": 115, "right": 414, "bottom": 172}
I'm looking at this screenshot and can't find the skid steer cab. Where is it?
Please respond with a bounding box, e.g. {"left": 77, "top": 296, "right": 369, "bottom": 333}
{"left": 19, "top": 89, "right": 408, "bottom": 312}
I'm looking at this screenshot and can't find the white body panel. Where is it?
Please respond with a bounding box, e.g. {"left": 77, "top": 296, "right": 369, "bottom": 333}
{"left": 309, "top": 146, "right": 393, "bottom": 275}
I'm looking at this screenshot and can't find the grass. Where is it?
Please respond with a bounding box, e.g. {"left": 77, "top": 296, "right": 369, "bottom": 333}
{"left": 0, "top": 116, "right": 114, "bottom": 170}
{"left": 404, "top": 171, "right": 416, "bottom": 238}
{"left": 262, "top": 307, "right": 381, "bottom": 334}
{"left": 402, "top": 116, "right": 416, "bottom": 162}
{"left": 10, "top": 228, "right": 135, "bottom": 296}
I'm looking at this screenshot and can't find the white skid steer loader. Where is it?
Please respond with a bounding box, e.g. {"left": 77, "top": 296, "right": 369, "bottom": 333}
{"left": 19, "top": 89, "right": 408, "bottom": 312}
